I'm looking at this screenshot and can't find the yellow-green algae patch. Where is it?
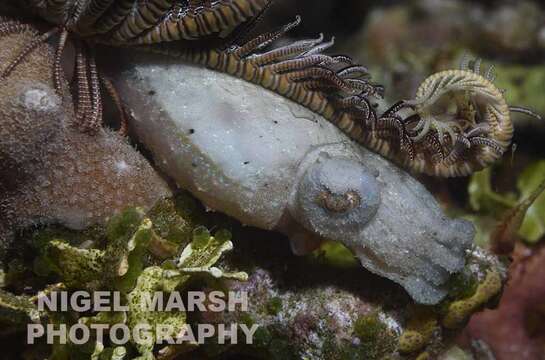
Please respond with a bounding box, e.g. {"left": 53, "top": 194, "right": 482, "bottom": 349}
{"left": 398, "top": 306, "right": 438, "bottom": 354}
{"left": 23, "top": 205, "right": 247, "bottom": 359}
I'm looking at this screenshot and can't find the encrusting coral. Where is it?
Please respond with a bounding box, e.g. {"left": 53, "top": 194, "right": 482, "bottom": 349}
{"left": 398, "top": 306, "right": 438, "bottom": 354}
{"left": 442, "top": 270, "right": 502, "bottom": 329}
{"left": 0, "top": 24, "right": 171, "bottom": 250}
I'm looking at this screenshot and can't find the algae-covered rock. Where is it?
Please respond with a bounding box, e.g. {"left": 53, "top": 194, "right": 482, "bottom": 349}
{"left": 443, "top": 270, "right": 502, "bottom": 329}
{"left": 185, "top": 241, "right": 504, "bottom": 359}
{"left": 0, "top": 199, "right": 505, "bottom": 359}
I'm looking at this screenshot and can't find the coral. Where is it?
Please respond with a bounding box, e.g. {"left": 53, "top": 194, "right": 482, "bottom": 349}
{"left": 398, "top": 306, "right": 438, "bottom": 354}
{"left": 443, "top": 270, "right": 502, "bottom": 329}
{"left": 0, "top": 26, "right": 171, "bottom": 253}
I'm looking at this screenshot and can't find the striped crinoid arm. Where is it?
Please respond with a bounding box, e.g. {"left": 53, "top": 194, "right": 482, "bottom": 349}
{"left": 73, "top": 41, "right": 104, "bottom": 133}
{"left": 86, "top": 0, "right": 135, "bottom": 35}
{"left": 0, "top": 17, "right": 68, "bottom": 95}
{"left": 0, "top": 19, "right": 61, "bottom": 80}
{"left": 149, "top": 16, "right": 383, "bottom": 134}
{"left": 101, "top": 0, "right": 175, "bottom": 42}
{"left": 387, "top": 59, "right": 542, "bottom": 177}
{"left": 69, "top": 0, "right": 118, "bottom": 33}
{"left": 26, "top": 0, "right": 75, "bottom": 24}
{"left": 95, "top": 0, "right": 272, "bottom": 45}
{"left": 0, "top": 18, "right": 35, "bottom": 35}
{"left": 144, "top": 17, "right": 540, "bottom": 178}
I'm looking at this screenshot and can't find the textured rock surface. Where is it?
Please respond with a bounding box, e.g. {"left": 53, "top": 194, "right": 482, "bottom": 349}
{"left": 0, "top": 28, "right": 171, "bottom": 251}
{"left": 113, "top": 52, "right": 475, "bottom": 305}
{"left": 190, "top": 243, "right": 503, "bottom": 359}
{"left": 197, "top": 265, "right": 403, "bottom": 359}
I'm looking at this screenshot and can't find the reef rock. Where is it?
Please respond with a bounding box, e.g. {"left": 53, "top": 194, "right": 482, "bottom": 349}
{"left": 113, "top": 52, "right": 476, "bottom": 305}
{"left": 0, "top": 27, "right": 171, "bottom": 252}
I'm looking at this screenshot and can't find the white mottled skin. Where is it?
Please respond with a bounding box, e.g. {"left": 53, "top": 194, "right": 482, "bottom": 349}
{"left": 114, "top": 52, "right": 475, "bottom": 305}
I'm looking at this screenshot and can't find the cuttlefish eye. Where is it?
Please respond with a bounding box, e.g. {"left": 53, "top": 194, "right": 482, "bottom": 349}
{"left": 292, "top": 154, "right": 381, "bottom": 239}
{"left": 316, "top": 189, "right": 362, "bottom": 213}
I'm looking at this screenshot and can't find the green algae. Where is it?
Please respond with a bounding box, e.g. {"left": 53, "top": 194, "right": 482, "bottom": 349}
{"left": 516, "top": 161, "right": 545, "bottom": 243}
{"left": 468, "top": 162, "right": 545, "bottom": 244}
{"left": 308, "top": 241, "right": 359, "bottom": 268}
{"left": 353, "top": 313, "right": 385, "bottom": 343}
{"left": 147, "top": 197, "right": 194, "bottom": 246}
{"left": 265, "top": 297, "right": 283, "bottom": 316}
{"left": 352, "top": 313, "right": 396, "bottom": 360}
{"left": 468, "top": 168, "right": 517, "bottom": 215}
{"left": 44, "top": 240, "right": 104, "bottom": 289}
{"left": 5, "top": 203, "right": 247, "bottom": 359}
{"left": 444, "top": 269, "right": 480, "bottom": 303}
{"left": 91, "top": 344, "right": 127, "bottom": 360}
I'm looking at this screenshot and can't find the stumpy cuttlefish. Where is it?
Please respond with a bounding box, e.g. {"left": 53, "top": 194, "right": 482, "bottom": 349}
{"left": 114, "top": 53, "right": 475, "bottom": 305}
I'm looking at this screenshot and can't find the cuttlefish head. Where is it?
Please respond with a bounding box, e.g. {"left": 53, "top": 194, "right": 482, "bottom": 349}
{"left": 287, "top": 143, "right": 474, "bottom": 304}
